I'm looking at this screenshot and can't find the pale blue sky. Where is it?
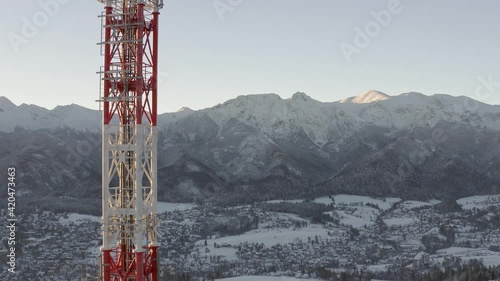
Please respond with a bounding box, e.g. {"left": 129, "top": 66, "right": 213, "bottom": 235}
{"left": 1, "top": 0, "right": 499, "bottom": 113}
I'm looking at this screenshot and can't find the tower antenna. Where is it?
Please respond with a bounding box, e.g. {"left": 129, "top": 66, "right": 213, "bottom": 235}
{"left": 96, "top": 1, "right": 163, "bottom": 280}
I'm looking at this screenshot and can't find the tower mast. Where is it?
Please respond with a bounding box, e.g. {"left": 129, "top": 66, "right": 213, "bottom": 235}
{"left": 97, "top": 1, "right": 163, "bottom": 280}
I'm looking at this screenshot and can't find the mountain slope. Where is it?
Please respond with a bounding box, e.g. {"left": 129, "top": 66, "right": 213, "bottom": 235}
{"left": 1, "top": 92, "right": 500, "bottom": 210}
{"left": 314, "top": 129, "right": 493, "bottom": 200}
{"left": 0, "top": 98, "right": 100, "bottom": 132}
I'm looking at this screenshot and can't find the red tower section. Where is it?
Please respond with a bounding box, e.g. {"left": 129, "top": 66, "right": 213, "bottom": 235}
{"left": 97, "top": 1, "right": 162, "bottom": 280}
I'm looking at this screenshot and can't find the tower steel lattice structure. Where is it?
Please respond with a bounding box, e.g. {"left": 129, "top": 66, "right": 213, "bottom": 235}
{"left": 97, "top": 1, "right": 163, "bottom": 280}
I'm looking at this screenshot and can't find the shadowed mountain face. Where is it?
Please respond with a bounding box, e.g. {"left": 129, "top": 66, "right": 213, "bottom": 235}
{"left": 314, "top": 126, "right": 499, "bottom": 201}
{"left": 1, "top": 91, "right": 500, "bottom": 211}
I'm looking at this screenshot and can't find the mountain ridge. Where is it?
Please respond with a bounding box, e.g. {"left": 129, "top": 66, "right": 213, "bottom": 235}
{"left": 1, "top": 90, "right": 499, "bottom": 132}
{"left": 1, "top": 92, "right": 499, "bottom": 211}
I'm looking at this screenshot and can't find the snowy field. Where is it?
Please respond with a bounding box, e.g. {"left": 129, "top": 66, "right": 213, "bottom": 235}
{"left": 270, "top": 212, "right": 308, "bottom": 222}
{"left": 320, "top": 197, "right": 443, "bottom": 228}
{"left": 199, "top": 244, "right": 238, "bottom": 261}
{"left": 383, "top": 217, "right": 417, "bottom": 226}
{"left": 314, "top": 194, "right": 401, "bottom": 211}
{"left": 196, "top": 224, "right": 328, "bottom": 248}
{"left": 58, "top": 213, "right": 100, "bottom": 224}
{"left": 433, "top": 247, "right": 500, "bottom": 267}
{"left": 399, "top": 200, "right": 433, "bottom": 209}
{"left": 456, "top": 195, "right": 500, "bottom": 210}
{"left": 333, "top": 210, "right": 376, "bottom": 228}
{"left": 314, "top": 195, "right": 402, "bottom": 228}
{"left": 366, "top": 264, "right": 391, "bottom": 272}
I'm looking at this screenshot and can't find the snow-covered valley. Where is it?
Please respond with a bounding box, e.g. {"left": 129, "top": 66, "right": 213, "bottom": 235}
{"left": 5, "top": 194, "right": 500, "bottom": 280}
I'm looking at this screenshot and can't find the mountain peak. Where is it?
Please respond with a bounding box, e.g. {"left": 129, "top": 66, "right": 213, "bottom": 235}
{"left": 53, "top": 103, "right": 90, "bottom": 111}
{"left": 341, "top": 90, "right": 390, "bottom": 104}
{"left": 221, "top": 93, "right": 282, "bottom": 107}
{"left": 178, "top": 107, "right": 193, "bottom": 113}
{"left": 290, "top": 92, "right": 312, "bottom": 102}
{"left": 352, "top": 90, "right": 390, "bottom": 104}
{"left": 0, "top": 96, "right": 16, "bottom": 110}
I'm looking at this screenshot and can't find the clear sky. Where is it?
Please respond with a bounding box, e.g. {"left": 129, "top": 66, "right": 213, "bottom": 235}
{"left": 1, "top": 0, "right": 499, "bottom": 113}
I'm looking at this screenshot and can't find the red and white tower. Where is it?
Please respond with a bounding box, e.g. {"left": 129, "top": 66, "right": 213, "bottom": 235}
{"left": 97, "top": 0, "right": 163, "bottom": 280}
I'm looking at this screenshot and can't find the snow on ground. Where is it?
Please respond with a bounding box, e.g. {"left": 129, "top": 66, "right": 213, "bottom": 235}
{"left": 327, "top": 203, "right": 380, "bottom": 228}
{"left": 270, "top": 212, "right": 308, "bottom": 222}
{"left": 313, "top": 197, "right": 335, "bottom": 205}
{"left": 196, "top": 212, "right": 318, "bottom": 260}
{"left": 216, "top": 277, "right": 322, "bottom": 281}
{"left": 337, "top": 211, "right": 373, "bottom": 228}
{"left": 315, "top": 195, "right": 401, "bottom": 211}
{"left": 196, "top": 224, "right": 328, "bottom": 248}
{"left": 318, "top": 195, "right": 403, "bottom": 228}
{"left": 456, "top": 195, "right": 500, "bottom": 210}
{"left": 400, "top": 200, "right": 432, "bottom": 209}
{"left": 199, "top": 244, "right": 238, "bottom": 261}
{"left": 164, "top": 218, "right": 195, "bottom": 225}
{"left": 401, "top": 238, "right": 424, "bottom": 249}
{"left": 156, "top": 202, "right": 196, "bottom": 213}
{"left": 433, "top": 247, "right": 500, "bottom": 267}
{"left": 384, "top": 217, "right": 417, "bottom": 226}
{"left": 58, "top": 213, "right": 100, "bottom": 224}
{"left": 436, "top": 247, "right": 484, "bottom": 255}
{"left": 428, "top": 199, "right": 442, "bottom": 205}
{"left": 366, "top": 264, "right": 391, "bottom": 272}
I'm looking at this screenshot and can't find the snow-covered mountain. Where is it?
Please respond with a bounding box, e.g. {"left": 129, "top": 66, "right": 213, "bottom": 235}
{"left": 338, "top": 91, "right": 500, "bottom": 130}
{"left": 1, "top": 91, "right": 500, "bottom": 208}
{"left": 2, "top": 91, "right": 500, "bottom": 135}
{"left": 340, "top": 90, "right": 390, "bottom": 104}
{"left": 0, "top": 97, "right": 100, "bottom": 132}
